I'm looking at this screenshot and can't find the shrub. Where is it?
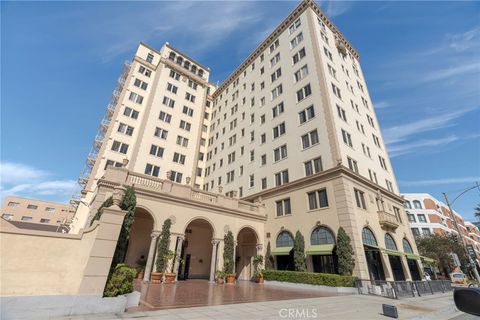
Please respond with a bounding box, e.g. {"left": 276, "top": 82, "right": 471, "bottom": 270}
{"left": 223, "top": 231, "right": 235, "bottom": 274}
{"left": 104, "top": 263, "right": 137, "bottom": 297}
{"left": 90, "top": 196, "right": 113, "bottom": 226}
{"left": 156, "top": 218, "right": 172, "bottom": 272}
{"left": 262, "top": 270, "right": 356, "bottom": 287}
{"left": 253, "top": 255, "right": 264, "bottom": 277}
{"left": 337, "top": 227, "right": 355, "bottom": 275}
{"left": 265, "top": 241, "right": 274, "bottom": 270}
{"left": 293, "top": 230, "right": 306, "bottom": 272}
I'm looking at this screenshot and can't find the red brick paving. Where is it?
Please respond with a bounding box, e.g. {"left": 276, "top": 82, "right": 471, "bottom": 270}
{"left": 129, "top": 279, "right": 335, "bottom": 311}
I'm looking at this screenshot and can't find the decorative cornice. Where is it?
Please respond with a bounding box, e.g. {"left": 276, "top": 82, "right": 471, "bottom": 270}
{"left": 211, "top": 0, "right": 359, "bottom": 99}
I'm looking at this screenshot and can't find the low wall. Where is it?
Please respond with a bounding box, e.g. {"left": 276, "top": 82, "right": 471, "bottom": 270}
{"left": 264, "top": 280, "right": 358, "bottom": 295}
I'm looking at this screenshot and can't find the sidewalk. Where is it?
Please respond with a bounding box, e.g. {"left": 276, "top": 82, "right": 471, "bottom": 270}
{"left": 57, "top": 292, "right": 461, "bottom": 320}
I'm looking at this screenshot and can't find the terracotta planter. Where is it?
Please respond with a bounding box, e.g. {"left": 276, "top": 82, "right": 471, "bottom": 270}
{"left": 164, "top": 272, "right": 176, "bottom": 284}
{"left": 216, "top": 278, "right": 225, "bottom": 284}
{"left": 151, "top": 272, "right": 163, "bottom": 284}
{"left": 255, "top": 275, "right": 264, "bottom": 283}
{"left": 136, "top": 271, "right": 145, "bottom": 280}
{"left": 226, "top": 274, "right": 236, "bottom": 284}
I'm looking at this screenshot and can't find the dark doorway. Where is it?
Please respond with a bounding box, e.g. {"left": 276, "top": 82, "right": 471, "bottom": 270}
{"left": 407, "top": 259, "right": 421, "bottom": 280}
{"left": 312, "top": 254, "right": 337, "bottom": 274}
{"left": 276, "top": 250, "right": 294, "bottom": 270}
{"left": 365, "top": 248, "right": 386, "bottom": 280}
{"left": 388, "top": 255, "right": 405, "bottom": 281}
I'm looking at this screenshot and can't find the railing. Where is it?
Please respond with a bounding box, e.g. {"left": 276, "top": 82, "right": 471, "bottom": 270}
{"left": 129, "top": 174, "right": 163, "bottom": 191}
{"left": 191, "top": 191, "right": 217, "bottom": 204}
{"left": 378, "top": 210, "right": 400, "bottom": 229}
{"left": 355, "top": 279, "right": 453, "bottom": 299}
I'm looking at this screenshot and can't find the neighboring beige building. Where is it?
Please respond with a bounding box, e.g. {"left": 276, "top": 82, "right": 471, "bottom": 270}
{"left": 69, "top": 0, "right": 423, "bottom": 282}
{"left": 1, "top": 196, "right": 74, "bottom": 231}
{"left": 403, "top": 193, "right": 480, "bottom": 269}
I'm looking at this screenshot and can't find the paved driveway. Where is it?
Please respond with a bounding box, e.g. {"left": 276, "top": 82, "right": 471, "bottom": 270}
{"left": 130, "top": 279, "right": 335, "bottom": 311}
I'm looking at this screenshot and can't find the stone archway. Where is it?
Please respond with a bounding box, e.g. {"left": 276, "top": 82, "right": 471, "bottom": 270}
{"left": 124, "top": 208, "right": 155, "bottom": 269}
{"left": 236, "top": 227, "right": 258, "bottom": 280}
{"left": 179, "top": 218, "right": 214, "bottom": 280}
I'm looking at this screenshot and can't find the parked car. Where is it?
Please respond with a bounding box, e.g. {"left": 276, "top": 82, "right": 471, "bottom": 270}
{"left": 450, "top": 272, "right": 467, "bottom": 285}
{"left": 424, "top": 271, "right": 431, "bottom": 281}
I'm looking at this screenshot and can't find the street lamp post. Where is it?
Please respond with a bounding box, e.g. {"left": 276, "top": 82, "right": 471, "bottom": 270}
{"left": 442, "top": 182, "right": 480, "bottom": 283}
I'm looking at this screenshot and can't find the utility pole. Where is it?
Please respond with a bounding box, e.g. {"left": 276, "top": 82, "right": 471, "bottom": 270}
{"left": 443, "top": 184, "right": 480, "bottom": 283}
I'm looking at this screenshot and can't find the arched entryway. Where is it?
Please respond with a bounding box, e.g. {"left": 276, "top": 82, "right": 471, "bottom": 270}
{"left": 403, "top": 238, "right": 422, "bottom": 280}
{"left": 308, "top": 226, "right": 337, "bottom": 274}
{"left": 124, "top": 207, "right": 155, "bottom": 268}
{"left": 362, "top": 227, "right": 386, "bottom": 281}
{"left": 179, "top": 218, "right": 214, "bottom": 280}
{"left": 236, "top": 227, "right": 258, "bottom": 280}
{"left": 384, "top": 233, "right": 405, "bottom": 281}
{"left": 273, "top": 230, "right": 294, "bottom": 271}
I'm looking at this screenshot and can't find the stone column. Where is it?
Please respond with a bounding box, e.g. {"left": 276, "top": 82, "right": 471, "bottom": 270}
{"left": 143, "top": 231, "right": 160, "bottom": 282}
{"left": 233, "top": 240, "right": 238, "bottom": 274}
{"left": 209, "top": 240, "right": 220, "bottom": 283}
{"left": 173, "top": 235, "right": 185, "bottom": 282}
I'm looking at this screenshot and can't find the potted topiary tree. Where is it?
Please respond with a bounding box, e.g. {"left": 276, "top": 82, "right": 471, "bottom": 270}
{"left": 253, "top": 255, "right": 264, "bottom": 283}
{"left": 162, "top": 250, "right": 177, "bottom": 284}
{"left": 223, "top": 231, "right": 236, "bottom": 284}
{"left": 215, "top": 270, "right": 226, "bottom": 284}
{"left": 152, "top": 218, "right": 172, "bottom": 283}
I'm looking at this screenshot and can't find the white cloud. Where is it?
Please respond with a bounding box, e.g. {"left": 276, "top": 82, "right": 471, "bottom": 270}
{"left": 420, "top": 61, "right": 480, "bottom": 83}
{"left": 400, "top": 177, "right": 480, "bottom": 187}
{"left": 0, "top": 162, "right": 49, "bottom": 185}
{"left": 446, "top": 26, "right": 480, "bottom": 52}
{"left": 374, "top": 101, "right": 392, "bottom": 109}
{"left": 388, "top": 135, "right": 459, "bottom": 158}
{"left": 319, "top": 1, "right": 355, "bottom": 18}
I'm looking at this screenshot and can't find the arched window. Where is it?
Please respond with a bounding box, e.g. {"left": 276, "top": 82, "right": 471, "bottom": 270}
{"left": 184, "top": 60, "right": 190, "bottom": 70}
{"left": 198, "top": 69, "right": 204, "bottom": 78}
{"left": 176, "top": 56, "right": 183, "bottom": 65}
{"left": 384, "top": 234, "right": 397, "bottom": 250}
{"left": 191, "top": 65, "right": 197, "bottom": 73}
{"left": 276, "top": 231, "right": 294, "bottom": 248}
{"left": 362, "top": 227, "right": 378, "bottom": 247}
{"left": 311, "top": 226, "right": 335, "bottom": 245}
{"left": 168, "top": 52, "right": 176, "bottom": 61}
{"left": 404, "top": 201, "right": 412, "bottom": 209}
{"left": 403, "top": 238, "right": 413, "bottom": 253}
{"left": 413, "top": 200, "right": 422, "bottom": 209}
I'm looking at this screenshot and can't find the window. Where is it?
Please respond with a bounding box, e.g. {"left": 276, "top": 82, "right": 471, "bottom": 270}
{"left": 290, "top": 32, "right": 303, "bottom": 49}
{"left": 307, "top": 189, "right": 329, "bottom": 210}
{"left": 274, "top": 169, "right": 289, "bottom": 186}
{"left": 402, "top": 238, "right": 413, "bottom": 253}
{"left": 304, "top": 157, "right": 323, "bottom": 176}
{"left": 271, "top": 68, "right": 282, "bottom": 82}
{"left": 179, "top": 120, "right": 191, "bottom": 131}
{"left": 411, "top": 228, "right": 420, "bottom": 237}
{"left": 347, "top": 157, "right": 358, "bottom": 173}
{"left": 261, "top": 133, "right": 266, "bottom": 144}
{"left": 292, "top": 47, "right": 306, "bottom": 64}
{"left": 272, "top": 102, "right": 284, "bottom": 118}
{"left": 162, "top": 96, "right": 175, "bottom": 108}
{"left": 296, "top": 84, "right": 312, "bottom": 102}
{"left": 408, "top": 214, "right": 416, "bottom": 223}
{"left": 276, "top": 198, "right": 291, "bottom": 217}
{"left": 271, "top": 84, "right": 283, "bottom": 100}
{"left": 354, "top": 189, "right": 366, "bottom": 209}
{"left": 273, "top": 144, "right": 287, "bottom": 162}
{"left": 144, "top": 163, "right": 160, "bottom": 177}
{"left": 418, "top": 214, "right": 427, "bottom": 222}
{"left": 378, "top": 156, "right": 388, "bottom": 170}
{"left": 341, "top": 129, "right": 353, "bottom": 147}
{"left": 133, "top": 78, "right": 148, "bottom": 90}
{"left": 7, "top": 202, "right": 20, "bottom": 208}
{"left": 226, "top": 170, "right": 235, "bottom": 183}
{"left": 187, "top": 79, "right": 198, "bottom": 90}
{"left": 270, "top": 52, "right": 281, "bottom": 67}
{"left": 111, "top": 140, "right": 129, "bottom": 154}
{"left": 123, "top": 107, "right": 139, "bottom": 119}
{"left": 294, "top": 65, "right": 309, "bottom": 82}
{"left": 324, "top": 47, "right": 333, "bottom": 61}
{"left": 105, "top": 159, "right": 122, "bottom": 170}
{"left": 176, "top": 135, "right": 189, "bottom": 147}
{"left": 299, "top": 105, "right": 315, "bottom": 124}
{"left": 158, "top": 111, "right": 172, "bottom": 123}
{"left": 2, "top": 214, "right": 13, "bottom": 220}
{"left": 169, "top": 69, "right": 180, "bottom": 80}
{"left": 413, "top": 200, "right": 422, "bottom": 209}
{"left": 301, "top": 130, "right": 319, "bottom": 149}
{"left": 393, "top": 207, "right": 402, "bottom": 223}
{"left": 146, "top": 53, "right": 154, "bottom": 63}
{"left": 138, "top": 65, "right": 152, "bottom": 77}
{"left": 276, "top": 231, "right": 294, "bottom": 248}
{"left": 154, "top": 127, "right": 168, "bottom": 139}
{"left": 128, "top": 92, "right": 144, "bottom": 104}
{"left": 38, "top": 218, "right": 49, "bottom": 224}
{"left": 404, "top": 201, "right": 412, "bottom": 209}
{"left": 166, "top": 82, "right": 178, "bottom": 94}
{"left": 385, "top": 234, "right": 397, "bottom": 250}
{"left": 45, "top": 207, "right": 55, "bottom": 212}
{"left": 185, "top": 92, "right": 196, "bottom": 103}
{"left": 117, "top": 123, "right": 134, "bottom": 136}
{"left": 250, "top": 150, "right": 255, "bottom": 161}
{"left": 372, "top": 134, "right": 381, "bottom": 148}
{"left": 422, "top": 228, "right": 431, "bottom": 236}
{"left": 386, "top": 180, "right": 394, "bottom": 192}
{"left": 273, "top": 122, "right": 286, "bottom": 139}
{"left": 362, "top": 228, "right": 377, "bottom": 247}
{"left": 337, "top": 105, "right": 347, "bottom": 121}
{"left": 269, "top": 39, "right": 280, "bottom": 53}
{"left": 261, "top": 177, "right": 267, "bottom": 190}
{"left": 169, "top": 171, "right": 183, "bottom": 183}
{"left": 311, "top": 227, "right": 335, "bottom": 245}
{"left": 261, "top": 154, "right": 267, "bottom": 166}
{"left": 331, "top": 83, "right": 342, "bottom": 99}
{"left": 288, "top": 18, "right": 301, "bottom": 34}
{"left": 249, "top": 174, "right": 254, "bottom": 187}
{"left": 327, "top": 64, "right": 337, "bottom": 79}
{"left": 150, "top": 144, "right": 164, "bottom": 158}
{"left": 21, "top": 216, "right": 33, "bottom": 222}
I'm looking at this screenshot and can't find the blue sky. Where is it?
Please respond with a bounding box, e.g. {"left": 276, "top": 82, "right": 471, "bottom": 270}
{"left": 1, "top": 1, "right": 479, "bottom": 220}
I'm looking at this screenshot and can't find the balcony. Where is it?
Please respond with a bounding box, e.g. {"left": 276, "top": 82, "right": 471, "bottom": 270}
{"left": 378, "top": 210, "right": 399, "bottom": 230}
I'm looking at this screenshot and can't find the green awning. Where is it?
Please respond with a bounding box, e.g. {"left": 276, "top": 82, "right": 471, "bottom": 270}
{"left": 421, "top": 256, "right": 435, "bottom": 263}
{"left": 405, "top": 253, "right": 420, "bottom": 260}
{"left": 364, "top": 244, "right": 380, "bottom": 250}
{"left": 306, "top": 244, "right": 335, "bottom": 255}
{"left": 382, "top": 249, "right": 403, "bottom": 257}
{"left": 271, "top": 247, "right": 293, "bottom": 256}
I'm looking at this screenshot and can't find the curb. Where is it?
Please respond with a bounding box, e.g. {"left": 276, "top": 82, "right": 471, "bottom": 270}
{"left": 407, "top": 304, "right": 458, "bottom": 320}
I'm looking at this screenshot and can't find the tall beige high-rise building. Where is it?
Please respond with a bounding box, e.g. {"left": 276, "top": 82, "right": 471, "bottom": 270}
{"left": 71, "top": 0, "right": 424, "bottom": 282}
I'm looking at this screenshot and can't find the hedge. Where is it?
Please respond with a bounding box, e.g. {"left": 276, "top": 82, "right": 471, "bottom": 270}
{"left": 262, "top": 269, "right": 356, "bottom": 287}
